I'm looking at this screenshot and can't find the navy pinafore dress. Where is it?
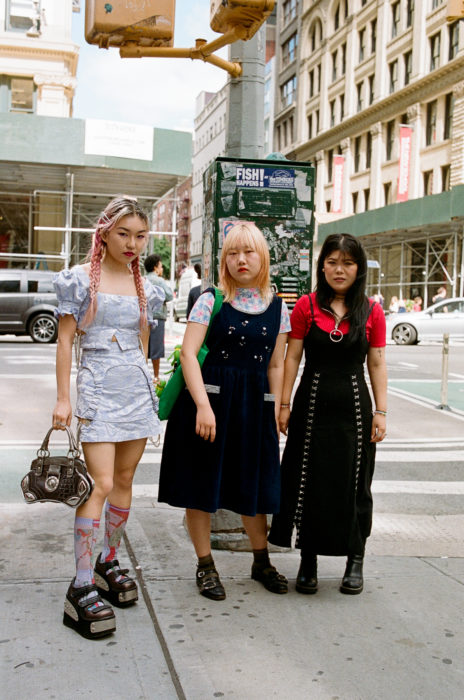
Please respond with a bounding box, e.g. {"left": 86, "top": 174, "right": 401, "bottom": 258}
{"left": 158, "top": 294, "right": 283, "bottom": 516}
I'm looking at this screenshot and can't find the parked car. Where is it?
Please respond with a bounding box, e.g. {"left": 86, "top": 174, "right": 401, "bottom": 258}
{"left": 0, "top": 269, "right": 59, "bottom": 343}
{"left": 173, "top": 267, "right": 200, "bottom": 321}
{"left": 386, "top": 297, "right": 464, "bottom": 345}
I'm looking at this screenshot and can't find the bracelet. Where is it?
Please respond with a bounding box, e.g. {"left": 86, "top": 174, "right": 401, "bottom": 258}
{"left": 280, "top": 403, "right": 291, "bottom": 408}
{"left": 374, "top": 409, "right": 387, "bottom": 416}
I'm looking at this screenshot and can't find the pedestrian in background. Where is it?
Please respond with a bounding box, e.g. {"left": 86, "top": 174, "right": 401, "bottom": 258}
{"left": 144, "top": 254, "right": 173, "bottom": 384}
{"left": 53, "top": 196, "right": 163, "bottom": 639}
{"left": 432, "top": 286, "right": 447, "bottom": 303}
{"left": 186, "top": 263, "right": 202, "bottom": 318}
{"left": 158, "top": 222, "right": 291, "bottom": 600}
{"left": 269, "top": 233, "right": 387, "bottom": 596}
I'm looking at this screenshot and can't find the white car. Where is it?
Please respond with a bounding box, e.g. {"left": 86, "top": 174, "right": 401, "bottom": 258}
{"left": 386, "top": 297, "right": 464, "bottom": 345}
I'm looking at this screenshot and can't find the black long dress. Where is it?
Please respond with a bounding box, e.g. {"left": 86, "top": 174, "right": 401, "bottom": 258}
{"left": 268, "top": 296, "right": 376, "bottom": 556}
{"left": 158, "top": 295, "right": 283, "bottom": 516}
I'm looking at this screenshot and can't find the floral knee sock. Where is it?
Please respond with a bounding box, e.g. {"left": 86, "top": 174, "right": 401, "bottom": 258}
{"left": 74, "top": 516, "right": 100, "bottom": 588}
{"left": 101, "top": 502, "right": 130, "bottom": 563}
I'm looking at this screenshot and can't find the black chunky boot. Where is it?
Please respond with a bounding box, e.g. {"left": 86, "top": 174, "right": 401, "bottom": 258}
{"left": 340, "top": 554, "right": 364, "bottom": 595}
{"left": 296, "top": 554, "right": 318, "bottom": 594}
{"left": 63, "top": 579, "right": 116, "bottom": 639}
{"left": 94, "top": 555, "right": 138, "bottom": 608}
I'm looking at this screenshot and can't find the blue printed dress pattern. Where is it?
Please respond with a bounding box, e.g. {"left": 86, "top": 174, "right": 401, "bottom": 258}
{"left": 54, "top": 265, "right": 163, "bottom": 443}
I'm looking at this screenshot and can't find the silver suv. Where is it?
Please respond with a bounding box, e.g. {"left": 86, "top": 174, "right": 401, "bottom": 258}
{"left": 0, "top": 269, "right": 59, "bottom": 343}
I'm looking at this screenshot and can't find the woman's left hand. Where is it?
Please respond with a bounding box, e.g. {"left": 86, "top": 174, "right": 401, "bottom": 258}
{"left": 371, "top": 414, "right": 387, "bottom": 442}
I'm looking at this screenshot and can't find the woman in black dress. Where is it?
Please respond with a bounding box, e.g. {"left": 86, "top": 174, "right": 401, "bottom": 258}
{"left": 159, "top": 223, "right": 291, "bottom": 600}
{"left": 268, "top": 233, "right": 387, "bottom": 595}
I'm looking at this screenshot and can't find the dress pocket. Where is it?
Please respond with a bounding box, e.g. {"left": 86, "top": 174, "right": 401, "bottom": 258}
{"left": 75, "top": 366, "right": 99, "bottom": 420}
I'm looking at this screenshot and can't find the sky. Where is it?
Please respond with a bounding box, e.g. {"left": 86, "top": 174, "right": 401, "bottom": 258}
{"left": 71, "top": 1, "right": 228, "bottom": 133}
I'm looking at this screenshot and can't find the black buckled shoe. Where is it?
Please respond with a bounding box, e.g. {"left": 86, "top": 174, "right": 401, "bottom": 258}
{"left": 63, "top": 580, "right": 116, "bottom": 640}
{"left": 251, "top": 563, "right": 288, "bottom": 594}
{"left": 340, "top": 555, "right": 364, "bottom": 595}
{"left": 296, "top": 556, "right": 318, "bottom": 594}
{"left": 94, "top": 555, "right": 138, "bottom": 608}
{"left": 196, "top": 566, "right": 226, "bottom": 601}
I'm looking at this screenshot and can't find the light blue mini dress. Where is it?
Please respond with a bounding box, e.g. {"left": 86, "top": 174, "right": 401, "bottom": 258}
{"left": 54, "top": 265, "right": 163, "bottom": 443}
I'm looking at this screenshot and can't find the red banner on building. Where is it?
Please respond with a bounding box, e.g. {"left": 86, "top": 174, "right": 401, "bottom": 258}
{"left": 397, "top": 125, "right": 413, "bottom": 202}
{"left": 332, "top": 154, "right": 345, "bottom": 213}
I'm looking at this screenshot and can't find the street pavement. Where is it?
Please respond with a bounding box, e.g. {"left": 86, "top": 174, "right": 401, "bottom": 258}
{"left": 0, "top": 328, "right": 463, "bottom": 699}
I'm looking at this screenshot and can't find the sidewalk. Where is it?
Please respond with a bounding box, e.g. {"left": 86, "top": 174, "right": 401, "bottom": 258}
{"left": 1, "top": 327, "right": 464, "bottom": 699}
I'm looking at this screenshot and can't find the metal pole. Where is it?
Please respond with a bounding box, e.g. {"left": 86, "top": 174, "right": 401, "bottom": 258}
{"left": 167, "top": 189, "right": 177, "bottom": 329}
{"left": 65, "top": 172, "right": 74, "bottom": 269}
{"left": 436, "top": 333, "right": 451, "bottom": 411}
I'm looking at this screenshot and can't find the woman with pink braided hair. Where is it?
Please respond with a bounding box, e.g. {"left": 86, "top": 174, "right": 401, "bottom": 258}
{"left": 52, "top": 196, "right": 164, "bottom": 640}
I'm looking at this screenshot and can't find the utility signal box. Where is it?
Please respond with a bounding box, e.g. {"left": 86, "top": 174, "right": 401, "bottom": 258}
{"left": 210, "top": 0, "right": 275, "bottom": 37}
{"left": 202, "top": 157, "right": 315, "bottom": 311}
{"left": 85, "top": 0, "right": 175, "bottom": 48}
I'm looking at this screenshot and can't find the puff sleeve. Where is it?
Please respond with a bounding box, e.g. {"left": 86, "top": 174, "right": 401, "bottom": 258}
{"left": 144, "top": 279, "right": 164, "bottom": 324}
{"left": 53, "top": 266, "right": 90, "bottom": 323}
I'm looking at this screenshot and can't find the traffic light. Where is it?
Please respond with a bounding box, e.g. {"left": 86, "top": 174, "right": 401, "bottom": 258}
{"left": 447, "top": 0, "right": 464, "bottom": 19}
{"left": 85, "top": 0, "right": 175, "bottom": 48}
{"left": 210, "top": 0, "right": 275, "bottom": 39}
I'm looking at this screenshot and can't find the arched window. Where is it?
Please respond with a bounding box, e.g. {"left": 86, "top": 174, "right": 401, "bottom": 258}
{"left": 310, "top": 19, "right": 323, "bottom": 52}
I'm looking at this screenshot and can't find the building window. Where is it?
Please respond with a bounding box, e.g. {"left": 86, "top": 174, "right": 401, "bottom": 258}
{"left": 6, "top": 0, "right": 35, "bottom": 32}
{"left": 344, "top": 0, "right": 348, "bottom": 18}
{"left": 341, "top": 43, "right": 346, "bottom": 75}
{"left": 404, "top": 51, "right": 412, "bottom": 85}
{"left": 368, "top": 74, "right": 375, "bottom": 104}
{"left": 441, "top": 165, "right": 451, "bottom": 192}
{"left": 430, "top": 32, "right": 441, "bottom": 71}
{"left": 391, "top": 2, "right": 400, "bottom": 39}
{"left": 339, "top": 93, "right": 345, "bottom": 120}
{"left": 326, "top": 199, "right": 332, "bottom": 213}
{"left": 352, "top": 192, "right": 358, "bottom": 213}
{"left": 282, "top": 33, "right": 298, "bottom": 66}
{"left": 364, "top": 188, "right": 370, "bottom": 211}
{"left": 10, "top": 76, "right": 34, "bottom": 112}
{"left": 332, "top": 51, "right": 338, "bottom": 82}
{"left": 444, "top": 93, "right": 453, "bottom": 139}
{"left": 334, "top": 4, "right": 340, "bottom": 31}
{"left": 431, "top": 0, "right": 443, "bottom": 8}
{"left": 371, "top": 19, "right": 377, "bottom": 53}
{"left": 386, "top": 120, "right": 395, "bottom": 160}
{"left": 317, "top": 64, "right": 321, "bottom": 92}
{"left": 366, "top": 131, "right": 372, "bottom": 168}
{"left": 359, "top": 27, "right": 366, "bottom": 62}
{"left": 308, "top": 114, "right": 312, "bottom": 139}
{"left": 283, "top": 0, "right": 298, "bottom": 25}
{"left": 315, "top": 109, "right": 320, "bottom": 133}
{"left": 426, "top": 100, "right": 437, "bottom": 145}
{"left": 384, "top": 182, "right": 392, "bottom": 205}
{"left": 406, "top": 0, "right": 414, "bottom": 28}
{"left": 281, "top": 76, "right": 297, "bottom": 108}
{"left": 356, "top": 82, "right": 363, "bottom": 112}
{"left": 311, "top": 20, "right": 322, "bottom": 51}
{"left": 327, "top": 149, "right": 334, "bottom": 181}
{"left": 449, "top": 21, "right": 459, "bottom": 60}
{"left": 330, "top": 100, "right": 336, "bottom": 127}
{"left": 309, "top": 69, "right": 314, "bottom": 97}
{"left": 389, "top": 60, "right": 398, "bottom": 94}
{"left": 354, "top": 136, "right": 361, "bottom": 172}
{"left": 423, "top": 170, "right": 433, "bottom": 196}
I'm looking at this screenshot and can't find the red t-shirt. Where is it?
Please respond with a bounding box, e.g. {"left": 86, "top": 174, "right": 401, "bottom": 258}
{"left": 289, "top": 293, "right": 386, "bottom": 347}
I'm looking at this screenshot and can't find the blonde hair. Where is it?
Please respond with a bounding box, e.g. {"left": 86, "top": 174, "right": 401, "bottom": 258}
{"left": 81, "top": 196, "right": 149, "bottom": 329}
{"left": 219, "top": 222, "right": 272, "bottom": 304}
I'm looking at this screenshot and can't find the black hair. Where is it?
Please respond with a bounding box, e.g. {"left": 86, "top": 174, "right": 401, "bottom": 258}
{"left": 315, "top": 233, "right": 369, "bottom": 342}
{"left": 144, "top": 254, "right": 161, "bottom": 273}
{"left": 194, "top": 263, "right": 202, "bottom": 277}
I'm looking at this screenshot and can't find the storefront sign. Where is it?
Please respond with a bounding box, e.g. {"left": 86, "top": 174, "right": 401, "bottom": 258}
{"left": 84, "top": 119, "right": 154, "bottom": 161}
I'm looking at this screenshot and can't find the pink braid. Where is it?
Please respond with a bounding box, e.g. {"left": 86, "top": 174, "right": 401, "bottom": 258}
{"left": 131, "top": 258, "right": 148, "bottom": 329}
{"left": 81, "top": 226, "right": 107, "bottom": 327}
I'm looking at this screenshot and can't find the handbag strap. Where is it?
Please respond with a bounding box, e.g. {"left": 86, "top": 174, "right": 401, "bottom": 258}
{"left": 203, "top": 287, "right": 223, "bottom": 345}
{"left": 39, "top": 425, "right": 80, "bottom": 458}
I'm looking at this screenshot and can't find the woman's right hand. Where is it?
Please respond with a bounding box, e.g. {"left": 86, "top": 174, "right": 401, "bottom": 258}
{"left": 52, "top": 399, "right": 72, "bottom": 430}
{"left": 279, "top": 406, "right": 291, "bottom": 435}
{"left": 195, "top": 404, "right": 216, "bottom": 442}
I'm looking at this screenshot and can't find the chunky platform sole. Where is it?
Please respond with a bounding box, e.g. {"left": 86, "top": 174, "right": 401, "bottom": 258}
{"left": 295, "top": 582, "right": 318, "bottom": 594}
{"left": 94, "top": 570, "right": 138, "bottom": 608}
{"left": 339, "top": 583, "right": 363, "bottom": 595}
{"left": 63, "top": 600, "right": 116, "bottom": 640}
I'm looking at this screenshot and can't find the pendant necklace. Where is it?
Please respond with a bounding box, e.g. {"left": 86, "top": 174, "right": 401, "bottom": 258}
{"left": 330, "top": 323, "right": 344, "bottom": 343}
